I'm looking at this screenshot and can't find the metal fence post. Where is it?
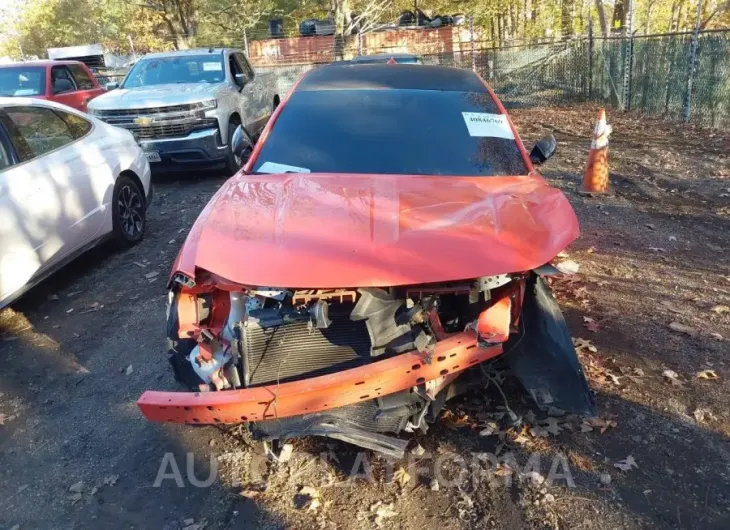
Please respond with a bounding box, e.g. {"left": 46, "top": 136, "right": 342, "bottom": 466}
{"left": 588, "top": 18, "right": 594, "bottom": 100}
{"left": 684, "top": 0, "right": 703, "bottom": 122}
{"left": 622, "top": 2, "right": 634, "bottom": 111}
{"left": 243, "top": 28, "right": 249, "bottom": 56}
{"left": 470, "top": 15, "right": 476, "bottom": 71}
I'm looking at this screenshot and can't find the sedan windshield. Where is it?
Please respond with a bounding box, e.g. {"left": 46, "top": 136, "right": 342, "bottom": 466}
{"left": 252, "top": 89, "right": 528, "bottom": 176}
{"left": 0, "top": 67, "right": 46, "bottom": 97}
{"left": 123, "top": 55, "right": 225, "bottom": 88}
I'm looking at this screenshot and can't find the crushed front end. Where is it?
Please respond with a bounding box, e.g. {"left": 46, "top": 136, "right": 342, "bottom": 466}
{"left": 138, "top": 272, "right": 594, "bottom": 458}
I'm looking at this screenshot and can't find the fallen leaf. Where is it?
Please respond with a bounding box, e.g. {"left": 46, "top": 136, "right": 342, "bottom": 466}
{"left": 103, "top": 474, "right": 119, "bottom": 486}
{"left": 696, "top": 369, "right": 718, "bottom": 380}
{"left": 669, "top": 322, "right": 697, "bottom": 336}
{"left": 440, "top": 410, "right": 470, "bottom": 429}
{"left": 68, "top": 481, "right": 84, "bottom": 493}
{"left": 479, "top": 422, "right": 499, "bottom": 437}
{"left": 711, "top": 304, "right": 730, "bottom": 314}
{"left": 645, "top": 223, "right": 655, "bottom": 230}
{"left": 709, "top": 332, "right": 724, "bottom": 341}
{"left": 662, "top": 369, "right": 681, "bottom": 385}
{"left": 125, "top": 365, "right": 133, "bottom": 376}
{"left": 668, "top": 235, "right": 677, "bottom": 241}
{"left": 584, "top": 320, "right": 601, "bottom": 332}
{"left": 392, "top": 466, "right": 411, "bottom": 487}
{"left": 543, "top": 417, "right": 563, "bottom": 436}
{"left": 48, "top": 294, "right": 59, "bottom": 301}
{"left": 144, "top": 271, "right": 159, "bottom": 280}
{"left": 555, "top": 260, "right": 580, "bottom": 274}
{"left": 133, "top": 261, "right": 146, "bottom": 268}
{"left": 583, "top": 417, "right": 617, "bottom": 434}
{"left": 573, "top": 337, "right": 598, "bottom": 353}
{"left": 649, "top": 247, "right": 667, "bottom": 252}
{"left": 371, "top": 502, "right": 398, "bottom": 528}
{"left": 614, "top": 455, "right": 638, "bottom": 471}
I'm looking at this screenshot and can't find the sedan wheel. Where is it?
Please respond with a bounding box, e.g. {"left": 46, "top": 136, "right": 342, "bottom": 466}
{"left": 113, "top": 175, "right": 146, "bottom": 246}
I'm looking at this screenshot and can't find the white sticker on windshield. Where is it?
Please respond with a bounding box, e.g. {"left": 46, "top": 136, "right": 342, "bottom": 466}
{"left": 258, "top": 161, "right": 311, "bottom": 174}
{"left": 202, "top": 62, "right": 223, "bottom": 72}
{"left": 462, "top": 112, "right": 515, "bottom": 139}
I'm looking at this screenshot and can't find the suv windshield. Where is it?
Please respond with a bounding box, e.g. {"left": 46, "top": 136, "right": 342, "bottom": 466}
{"left": 0, "top": 67, "right": 45, "bottom": 97}
{"left": 252, "top": 89, "right": 528, "bottom": 176}
{"left": 123, "top": 55, "right": 225, "bottom": 88}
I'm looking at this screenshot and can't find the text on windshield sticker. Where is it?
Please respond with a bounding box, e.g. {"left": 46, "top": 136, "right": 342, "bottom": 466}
{"left": 462, "top": 112, "right": 515, "bottom": 139}
{"left": 202, "top": 62, "right": 223, "bottom": 72}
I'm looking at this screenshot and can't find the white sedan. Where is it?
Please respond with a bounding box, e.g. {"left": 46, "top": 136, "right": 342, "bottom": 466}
{"left": 0, "top": 97, "right": 152, "bottom": 309}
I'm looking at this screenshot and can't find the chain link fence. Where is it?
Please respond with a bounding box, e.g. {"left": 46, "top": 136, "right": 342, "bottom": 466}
{"left": 242, "top": 28, "right": 730, "bottom": 128}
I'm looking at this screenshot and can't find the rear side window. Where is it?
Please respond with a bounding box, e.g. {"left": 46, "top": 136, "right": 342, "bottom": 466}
{"left": 51, "top": 66, "right": 77, "bottom": 94}
{"left": 253, "top": 89, "right": 527, "bottom": 176}
{"left": 67, "top": 64, "right": 95, "bottom": 90}
{"left": 4, "top": 106, "right": 77, "bottom": 159}
{"left": 59, "top": 111, "right": 92, "bottom": 139}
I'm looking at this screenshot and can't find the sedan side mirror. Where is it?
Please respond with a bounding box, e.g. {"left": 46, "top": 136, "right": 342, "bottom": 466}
{"left": 231, "top": 125, "right": 252, "bottom": 164}
{"left": 529, "top": 134, "right": 557, "bottom": 165}
{"left": 105, "top": 81, "right": 119, "bottom": 90}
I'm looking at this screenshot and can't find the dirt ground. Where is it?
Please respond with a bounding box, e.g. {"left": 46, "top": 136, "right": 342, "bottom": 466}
{"left": 1, "top": 104, "right": 729, "bottom": 530}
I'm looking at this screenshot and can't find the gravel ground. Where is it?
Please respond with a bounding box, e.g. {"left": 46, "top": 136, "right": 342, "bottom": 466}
{"left": 1, "top": 104, "right": 728, "bottom": 530}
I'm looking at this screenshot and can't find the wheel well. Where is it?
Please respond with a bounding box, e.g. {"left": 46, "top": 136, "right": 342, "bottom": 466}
{"left": 118, "top": 170, "right": 147, "bottom": 207}
{"left": 229, "top": 112, "right": 241, "bottom": 125}
{"left": 273, "top": 95, "right": 280, "bottom": 110}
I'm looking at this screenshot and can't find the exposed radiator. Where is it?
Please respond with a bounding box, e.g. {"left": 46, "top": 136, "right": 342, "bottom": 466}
{"left": 242, "top": 305, "right": 372, "bottom": 386}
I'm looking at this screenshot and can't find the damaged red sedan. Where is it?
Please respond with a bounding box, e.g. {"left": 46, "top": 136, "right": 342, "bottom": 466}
{"left": 138, "top": 64, "right": 594, "bottom": 457}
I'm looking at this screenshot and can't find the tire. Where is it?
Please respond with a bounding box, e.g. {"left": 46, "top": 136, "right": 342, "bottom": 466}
{"left": 112, "top": 175, "right": 146, "bottom": 246}
{"left": 225, "top": 119, "right": 246, "bottom": 176}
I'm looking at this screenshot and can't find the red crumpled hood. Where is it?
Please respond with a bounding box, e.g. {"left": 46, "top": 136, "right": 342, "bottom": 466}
{"left": 171, "top": 173, "right": 579, "bottom": 288}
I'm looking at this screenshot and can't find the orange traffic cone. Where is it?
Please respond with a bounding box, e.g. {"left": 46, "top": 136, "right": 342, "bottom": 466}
{"left": 582, "top": 109, "right": 612, "bottom": 194}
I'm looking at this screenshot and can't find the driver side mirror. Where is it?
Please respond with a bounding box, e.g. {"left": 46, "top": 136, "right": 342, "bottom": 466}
{"left": 529, "top": 134, "right": 557, "bottom": 165}
{"left": 105, "top": 81, "right": 119, "bottom": 90}
{"left": 234, "top": 73, "right": 246, "bottom": 90}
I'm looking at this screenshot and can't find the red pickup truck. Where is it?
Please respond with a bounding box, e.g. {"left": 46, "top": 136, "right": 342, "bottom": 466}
{"left": 0, "top": 60, "right": 105, "bottom": 112}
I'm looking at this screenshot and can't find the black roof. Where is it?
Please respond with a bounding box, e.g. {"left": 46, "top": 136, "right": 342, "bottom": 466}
{"left": 297, "top": 64, "right": 488, "bottom": 93}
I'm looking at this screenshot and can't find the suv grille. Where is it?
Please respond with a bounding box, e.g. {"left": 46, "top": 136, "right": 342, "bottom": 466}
{"left": 128, "top": 122, "right": 194, "bottom": 140}
{"left": 93, "top": 103, "right": 217, "bottom": 140}
{"left": 95, "top": 104, "right": 200, "bottom": 117}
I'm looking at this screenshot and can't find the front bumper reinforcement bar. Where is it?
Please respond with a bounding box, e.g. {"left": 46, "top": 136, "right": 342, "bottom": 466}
{"left": 137, "top": 332, "right": 502, "bottom": 424}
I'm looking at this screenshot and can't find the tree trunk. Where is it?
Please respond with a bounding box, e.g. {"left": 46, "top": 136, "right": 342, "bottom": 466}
{"left": 594, "top": 0, "right": 608, "bottom": 36}
{"left": 612, "top": 0, "right": 625, "bottom": 33}
{"left": 562, "top": 0, "right": 573, "bottom": 37}
{"left": 332, "top": 0, "right": 350, "bottom": 60}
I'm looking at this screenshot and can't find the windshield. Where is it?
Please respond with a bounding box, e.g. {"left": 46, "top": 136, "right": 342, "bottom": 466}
{"left": 0, "top": 67, "right": 46, "bottom": 97}
{"left": 122, "top": 55, "right": 225, "bottom": 88}
{"left": 253, "top": 89, "right": 528, "bottom": 176}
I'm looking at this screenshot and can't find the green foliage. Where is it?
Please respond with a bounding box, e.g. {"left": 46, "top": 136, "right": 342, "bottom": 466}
{"left": 0, "top": 0, "right": 728, "bottom": 59}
